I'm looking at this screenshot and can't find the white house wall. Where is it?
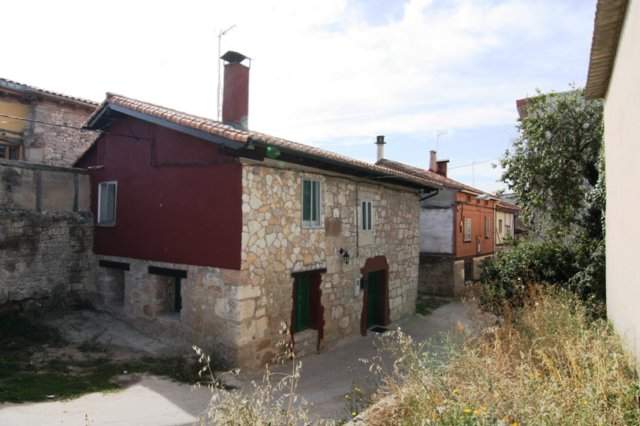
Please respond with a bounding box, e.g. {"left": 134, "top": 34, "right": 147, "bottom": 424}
{"left": 603, "top": 0, "right": 640, "bottom": 366}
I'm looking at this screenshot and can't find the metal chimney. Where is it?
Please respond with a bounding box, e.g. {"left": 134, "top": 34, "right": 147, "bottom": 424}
{"left": 375, "top": 135, "right": 386, "bottom": 161}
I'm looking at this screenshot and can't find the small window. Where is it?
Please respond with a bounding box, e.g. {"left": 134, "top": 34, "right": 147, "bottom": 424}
{"left": 463, "top": 218, "right": 472, "bottom": 242}
{"left": 498, "top": 219, "right": 503, "bottom": 233}
{"left": 484, "top": 216, "right": 490, "bottom": 239}
{"left": 302, "top": 178, "right": 321, "bottom": 227}
{"left": 361, "top": 200, "right": 373, "bottom": 231}
{"left": 98, "top": 181, "right": 118, "bottom": 226}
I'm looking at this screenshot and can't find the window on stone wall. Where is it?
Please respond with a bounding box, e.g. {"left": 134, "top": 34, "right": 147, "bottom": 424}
{"left": 97, "top": 181, "right": 117, "bottom": 226}
{"left": 148, "top": 266, "right": 186, "bottom": 316}
{"left": 0, "top": 142, "right": 21, "bottom": 160}
{"left": 302, "top": 178, "right": 321, "bottom": 228}
{"left": 361, "top": 200, "right": 373, "bottom": 231}
{"left": 463, "top": 217, "right": 472, "bottom": 242}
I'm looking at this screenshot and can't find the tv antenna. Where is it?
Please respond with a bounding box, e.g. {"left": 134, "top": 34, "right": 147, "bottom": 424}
{"left": 217, "top": 24, "right": 237, "bottom": 120}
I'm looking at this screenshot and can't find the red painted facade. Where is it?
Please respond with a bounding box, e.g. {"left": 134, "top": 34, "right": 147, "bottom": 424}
{"left": 454, "top": 192, "right": 496, "bottom": 258}
{"left": 77, "top": 116, "right": 243, "bottom": 269}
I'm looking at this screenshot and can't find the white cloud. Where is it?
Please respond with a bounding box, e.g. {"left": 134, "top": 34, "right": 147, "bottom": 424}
{"left": 1, "top": 0, "right": 593, "bottom": 195}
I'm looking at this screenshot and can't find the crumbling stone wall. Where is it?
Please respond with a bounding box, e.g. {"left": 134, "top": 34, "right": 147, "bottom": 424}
{"left": 238, "top": 160, "right": 421, "bottom": 367}
{"left": 0, "top": 160, "right": 95, "bottom": 310}
{"left": 94, "top": 255, "right": 253, "bottom": 365}
{"left": 25, "top": 99, "right": 97, "bottom": 167}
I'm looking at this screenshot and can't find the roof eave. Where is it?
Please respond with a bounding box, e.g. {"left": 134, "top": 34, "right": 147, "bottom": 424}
{"left": 85, "top": 102, "right": 245, "bottom": 150}
{"left": 585, "top": 0, "right": 629, "bottom": 99}
{"left": 251, "top": 138, "right": 439, "bottom": 191}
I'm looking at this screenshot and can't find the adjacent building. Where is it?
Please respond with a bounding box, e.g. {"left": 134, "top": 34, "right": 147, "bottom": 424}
{"left": 0, "top": 78, "right": 97, "bottom": 166}
{"left": 377, "top": 151, "right": 499, "bottom": 296}
{"left": 585, "top": 0, "right": 639, "bottom": 364}
{"left": 75, "top": 52, "right": 438, "bottom": 368}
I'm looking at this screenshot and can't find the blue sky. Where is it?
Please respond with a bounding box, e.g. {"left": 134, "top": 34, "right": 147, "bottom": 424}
{"left": 2, "top": 0, "right": 597, "bottom": 192}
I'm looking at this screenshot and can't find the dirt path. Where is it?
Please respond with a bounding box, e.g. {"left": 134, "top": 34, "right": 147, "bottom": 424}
{"left": 0, "top": 300, "right": 483, "bottom": 425}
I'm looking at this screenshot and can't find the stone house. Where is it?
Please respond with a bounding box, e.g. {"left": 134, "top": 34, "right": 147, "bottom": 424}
{"left": 74, "top": 51, "right": 437, "bottom": 368}
{"left": 585, "top": 0, "right": 639, "bottom": 365}
{"left": 376, "top": 151, "right": 498, "bottom": 297}
{"left": 0, "top": 78, "right": 97, "bottom": 166}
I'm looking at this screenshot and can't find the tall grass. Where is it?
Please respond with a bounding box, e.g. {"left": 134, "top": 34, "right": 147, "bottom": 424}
{"left": 364, "top": 286, "right": 640, "bottom": 425}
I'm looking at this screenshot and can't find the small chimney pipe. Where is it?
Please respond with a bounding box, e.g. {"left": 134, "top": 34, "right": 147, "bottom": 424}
{"left": 375, "top": 135, "right": 386, "bottom": 161}
{"left": 429, "top": 150, "right": 437, "bottom": 172}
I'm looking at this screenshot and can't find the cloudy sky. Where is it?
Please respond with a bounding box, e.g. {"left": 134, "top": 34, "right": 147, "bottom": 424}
{"left": 2, "top": 0, "right": 596, "bottom": 192}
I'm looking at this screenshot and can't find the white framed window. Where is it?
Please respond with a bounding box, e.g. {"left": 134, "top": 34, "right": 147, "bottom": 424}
{"left": 302, "top": 178, "right": 321, "bottom": 228}
{"left": 97, "top": 181, "right": 118, "bottom": 226}
{"left": 361, "top": 200, "right": 373, "bottom": 231}
{"left": 463, "top": 217, "right": 472, "bottom": 242}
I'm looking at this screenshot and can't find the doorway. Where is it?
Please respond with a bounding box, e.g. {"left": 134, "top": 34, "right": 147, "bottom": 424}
{"left": 366, "top": 270, "right": 385, "bottom": 328}
{"left": 360, "top": 256, "right": 390, "bottom": 335}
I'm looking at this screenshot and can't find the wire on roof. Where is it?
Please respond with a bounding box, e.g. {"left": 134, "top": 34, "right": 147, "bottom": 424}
{"left": 0, "top": 113, "right": 151, "bottom": 141}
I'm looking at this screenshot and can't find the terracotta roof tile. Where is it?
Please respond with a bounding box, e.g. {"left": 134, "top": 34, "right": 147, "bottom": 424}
{"left": 0, "top": 77, "right": 98, "bottom": 108}
{"left": 85, "top": 94, "right": 439, "bottom": 190}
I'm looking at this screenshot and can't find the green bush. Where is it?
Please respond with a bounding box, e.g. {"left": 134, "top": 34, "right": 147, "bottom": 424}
{"left": 479, "top": 240, "right": 578, "bottom": 314}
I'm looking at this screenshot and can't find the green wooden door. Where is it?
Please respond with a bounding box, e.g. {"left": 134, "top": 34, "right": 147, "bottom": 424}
{"left": 293, "top": 274, "right": 312, "bottom": 332}
{"left": 367, "top": 271, "right": 384, "bottom": 327}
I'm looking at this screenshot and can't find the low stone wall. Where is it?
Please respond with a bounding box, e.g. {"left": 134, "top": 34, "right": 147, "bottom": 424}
{"left": 0, "top": 160, "right": 95, "bottom": 311}
{"left": 472, "top": 254, "right": 493, "bottom": 281}
{"left": 418, "top": 254, "right": 465, "bottom": 296}
{"left": 95, "top": 255, "right": 254, "bottom": 366}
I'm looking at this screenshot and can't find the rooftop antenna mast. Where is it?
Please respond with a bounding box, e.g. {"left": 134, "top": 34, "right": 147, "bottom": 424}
{"left": 435, "top": 129, "right": 447, "bottom": 151}
{"left": 217, "top": 24, "right": 237, "bottom": 121}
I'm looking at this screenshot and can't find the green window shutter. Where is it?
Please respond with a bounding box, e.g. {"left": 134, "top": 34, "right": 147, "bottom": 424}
{"left": 294, "top": 275, "right": 312, "bottom": 332}
{"left": 303, "top": 180, "right": 311, "bottom": 221}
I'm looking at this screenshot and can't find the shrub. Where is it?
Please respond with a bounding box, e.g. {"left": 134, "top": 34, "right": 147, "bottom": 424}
{"left": 363, "top": 287, "right": 640, "bottom": 425}
{"left": 479, "top": 240, "right": 579, "bottom": 314}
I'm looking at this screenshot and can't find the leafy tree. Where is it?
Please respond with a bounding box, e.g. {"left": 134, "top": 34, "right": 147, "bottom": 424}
{"left": 485, "top": 89, "right": 607, "bottom": 306}
{"left": 502, "top": 89, "right": 604, "bottom": 239}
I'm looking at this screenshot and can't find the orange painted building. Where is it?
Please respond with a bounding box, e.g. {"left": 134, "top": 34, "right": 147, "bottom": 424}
{"left": 378, "top": 151, "right": 498, "bottom": 295}
{"left": 454, "top": 191, "right": 496, "bottom": 259}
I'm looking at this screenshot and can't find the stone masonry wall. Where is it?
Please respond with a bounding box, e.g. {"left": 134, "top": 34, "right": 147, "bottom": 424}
{"left": 0, "top": 160, "right": 94, "bottom": 310}
{"left": 25, "top": 99, "right": 97, "bottom": 167}
{"left": 95, "top": 255, "right": 255, "bottom": 366}
{"left": 238, "top": 161, "right": 421, "bottom": 367}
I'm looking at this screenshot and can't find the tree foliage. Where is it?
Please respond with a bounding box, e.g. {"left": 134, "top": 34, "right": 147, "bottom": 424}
{"left": 502, "top": 89, "right": 604, "bottom": 238}
{"left": 484, "top": 89, "right": 607, "bottom": 307}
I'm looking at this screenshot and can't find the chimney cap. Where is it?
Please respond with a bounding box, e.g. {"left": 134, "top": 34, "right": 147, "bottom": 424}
{"left": 221, "top": 50, "right": 250, "bottom": 64}
{"left": 376, "top": 135, "right": 386, "bottom": 145}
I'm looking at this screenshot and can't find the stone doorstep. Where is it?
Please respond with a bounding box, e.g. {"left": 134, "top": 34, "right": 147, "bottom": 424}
{"left": 293, "top": 328, "right": 318, "bottom": 358}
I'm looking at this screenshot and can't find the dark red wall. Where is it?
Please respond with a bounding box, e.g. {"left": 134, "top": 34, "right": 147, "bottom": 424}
{"left": 77, "top": 116, "right": 242, "bottom": 269}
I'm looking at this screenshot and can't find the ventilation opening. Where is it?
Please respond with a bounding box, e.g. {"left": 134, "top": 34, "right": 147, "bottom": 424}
{"left": 98, "top": 260, "right": 129, "bottom": 307}
{"left": 148, "top": 267, "right": 186, "bottom": 316}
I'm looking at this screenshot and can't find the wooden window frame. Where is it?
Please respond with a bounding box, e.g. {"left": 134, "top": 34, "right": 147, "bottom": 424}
{"left": 361, "top": 200, "right": 373, "bottom": 231}
{"left": 97, "top": 181, "right": 118, "bottom": 227}
{"left": 463, "top": 217, "right": 472, "bottom": 242}
{"left": 301, "top": 178, "right": 322, "bottom": 228}
{"left": 484, "top": 216, "right": 490, "bottom": 239}
{"left": 0, "top": 142, "right": 22, "bottom": 160}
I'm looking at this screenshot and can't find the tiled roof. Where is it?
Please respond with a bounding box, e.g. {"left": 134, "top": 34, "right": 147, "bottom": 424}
{"left": 84, "top": 93, "right": 440, "bottom": 190}
{"left": 0, "top": 78, "right": 98, "bottom": 108}
{"left": 376, "top": 158, "right": 485, "bottom": 194}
